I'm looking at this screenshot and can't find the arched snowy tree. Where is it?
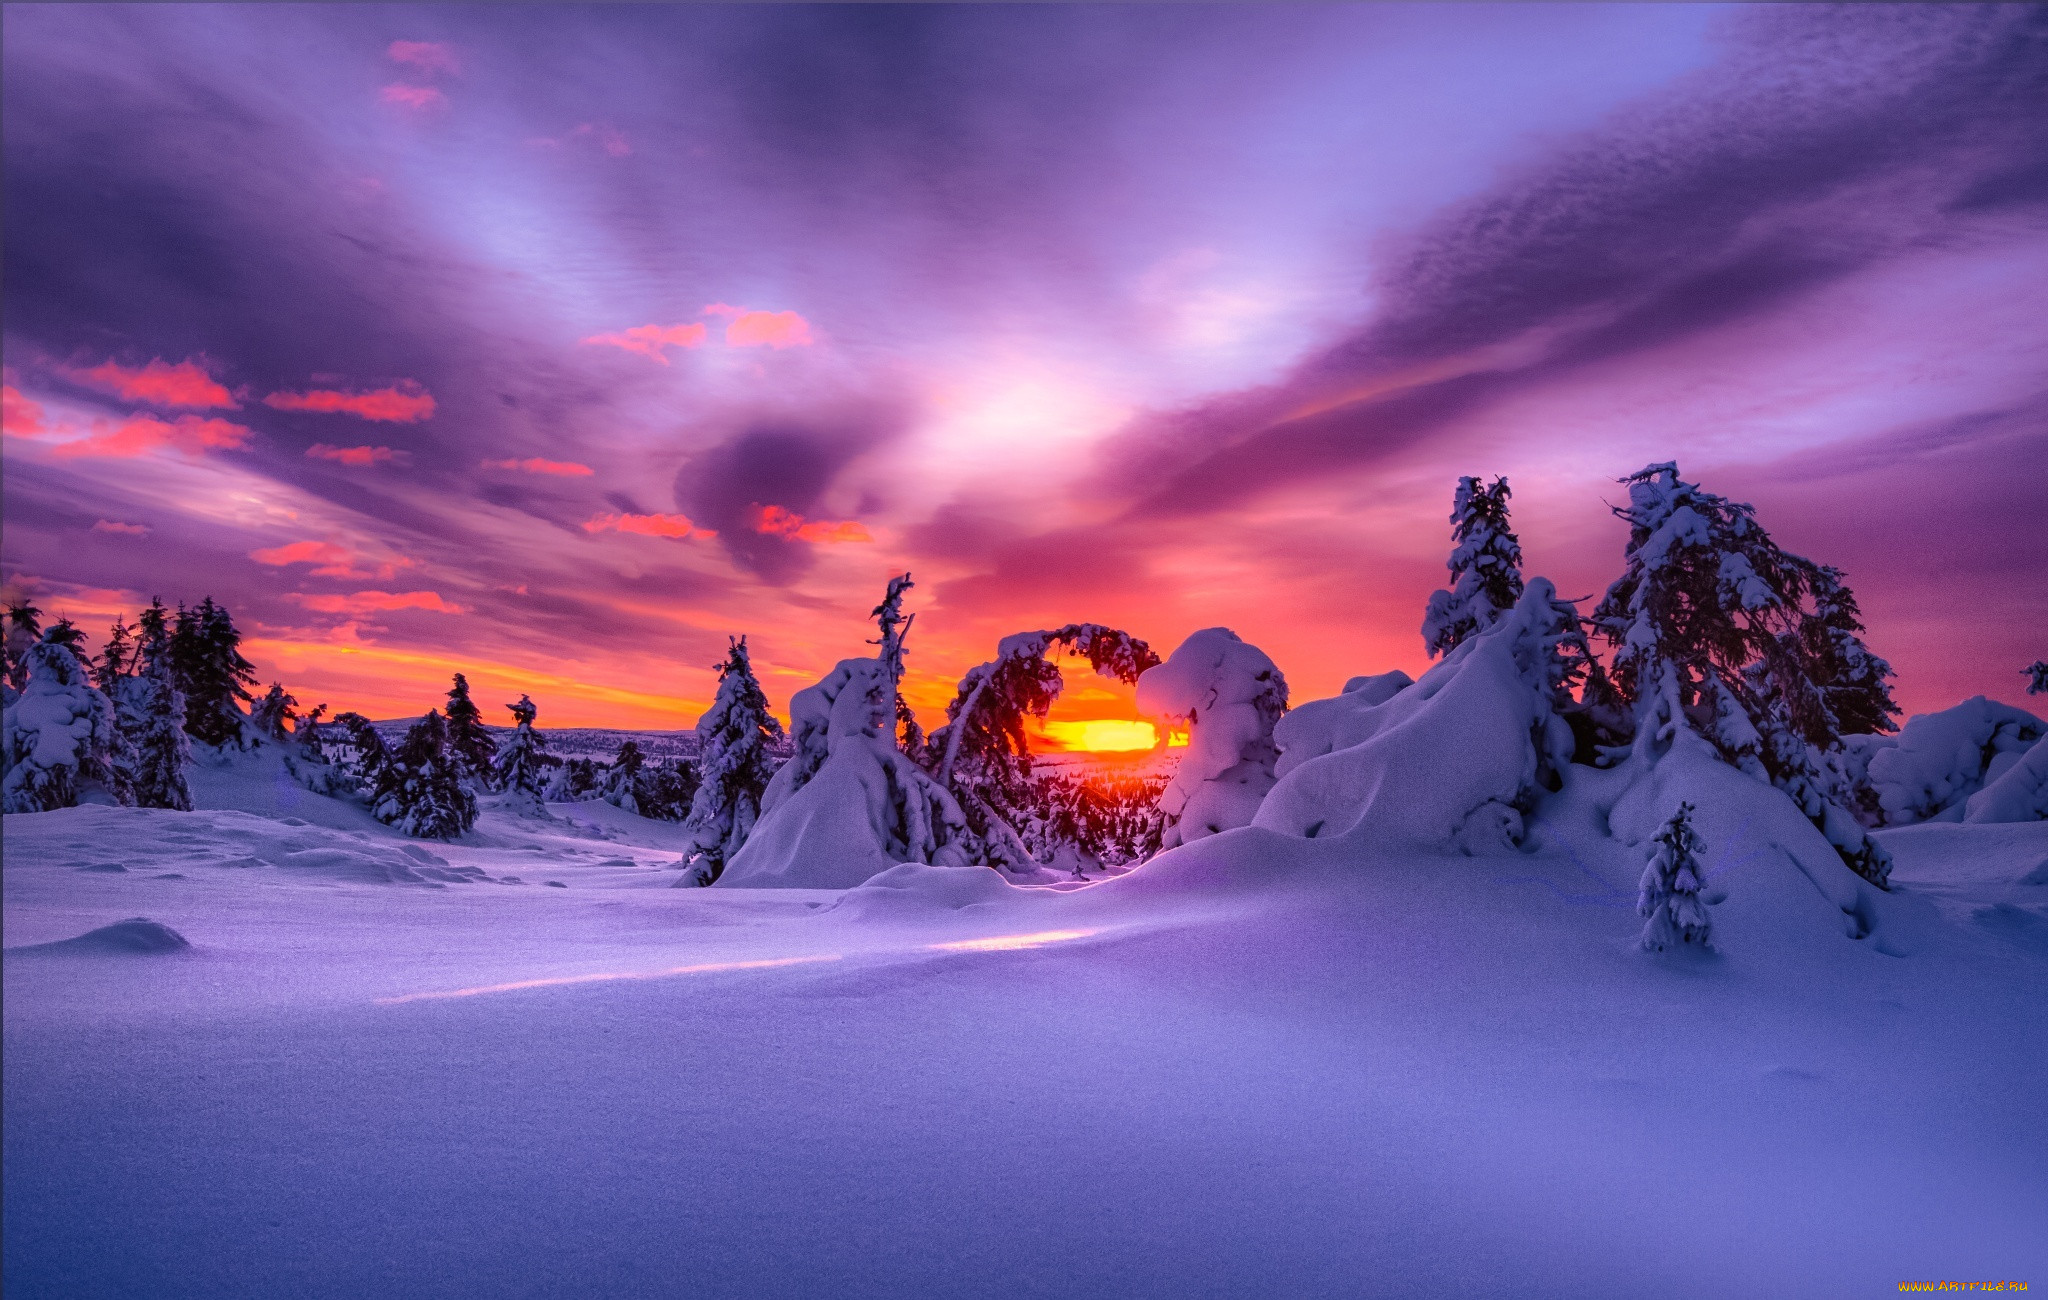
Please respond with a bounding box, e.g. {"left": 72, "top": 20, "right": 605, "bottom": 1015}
{"left": 1591, "top": 463, "right": 1894, "bottom": 887}
{"left": 372, "top": 710, "right": 476, "bottom": 839}
{"left": 248, "top": 683, "right": 300, "bottom": 744}
{"left": 1639, "top": 801, "right": 1712, "bottom": 951}
{"left": 1137, "top": 628, "right": 1288, "bottom": 849}
{"left": 443, "top": 674, "right": 497, "bottom": 787}
{"left": 494, "top": 694, "right": 554, "bottom": 817}
{"left": 682, "top": 637, "right": 785, "bottom": 885}
{"left": 926, "top": 624, "right": 1161, "bottom": 871}
{"left": 2, "top": 635, "right": 134, "bottom": 813}
{"left": 1422, "top": 476, "right": 1525, "bottom": 659}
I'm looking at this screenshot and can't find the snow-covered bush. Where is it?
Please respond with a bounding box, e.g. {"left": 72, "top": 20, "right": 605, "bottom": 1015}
{"left": 1591, "top": 463, "right": 1894, "bottom": 886}
{"left": 682, "top": 638, "right": 785, "bottom": 885}
{"left": 544, "top": 756, "right": 602, "bottom": 802}
{"left": 718, "top": 656, "right": 973, "bottom": 889}
{"left": 927, "top": 623, "right": 1161, "bottom": 872}
{"left": 1137, "top": 628, "right": 1287, "bottom": 848}
{"left": 2, "top": 636, "right": 134, "bottom": 813}
{"left": 1256, "top": 580, "right": 1584, "bottom": 852}
{"left": 494, "top": 694, "right": 555, "bottom": 817}
{"left": 1845, "top": 698, "right": 2046, "bottom": 825}
{"left": 598, "top": 738, "right": 695, "bottom": 820}
{"left": 1421, "top": 475, "right": 1524, "bottom": 659}
{"left": 248, "top": 683, "right": 299, "bottom": 744}
{"left": 1638, "top": 801, "right": 1712, "bottom": 952}
{"left": 371, "top": 710, "right": 477, "bottom": 840}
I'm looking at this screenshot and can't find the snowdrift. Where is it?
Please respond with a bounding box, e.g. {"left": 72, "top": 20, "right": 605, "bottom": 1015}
{"left": 1136, "top": 628, "right": 1286, "bottom": 847}
{"left": 1844, "top": 697, "right": 2045, "bottom": 824}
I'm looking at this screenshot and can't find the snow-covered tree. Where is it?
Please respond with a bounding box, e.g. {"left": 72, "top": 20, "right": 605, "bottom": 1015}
{"left": 494, "top": 694, "right": 555, "bottom": 817}
{"left": 1422, "top": 476, "right": 1525, "bottom": 659}
{"left": 867, "top": 572, "right": 924, "bottom": 753}
{"left": 248, "top": 682, "right": 300, "bottom": 744}
{"left": 371, "top": 710, "right": 476, "bottom": 839}
{"left": 1800, "top": 565, "right": 1899, "bottom": 739}
{"left": 330, "top": 711, "right": 394, "bottom": 800}
{"left": 1590, "top": 463, "right": 1893, "bottom": 887}
{"left": 601, "top": 739, "right": 648, "bottom": 814}
{"left": 926, "top": 624, "right": 1162, "bottom": 871}
{"left": 2026, "top": 661, "right": 2048, "bottom": 696}
{"left": 682, "top": 637, "right": 786, "bottom": 885}
{"left": 171, "top": 597, "right": 259, "bottom": 748}
{"left": 1137, "top": 628, "right": 1288, "bottom": 849}
{"left": 3, "top": 600, "right": 44, "bottom": 697}
{"left": 1639, "top": 801, "right": 1713, "bottom": 951}
{"left": 2, "top": 634, "right": 134, "bottom": 813}
{"left": 442, "top": 673, "right": 497, "bottom": 787}
{"left": 545, "top": 756, "right": 602, "bottom": 802}
{"left": 93, "top": 615, "right": 137, "bottom": 694}
{"left": 111, "top": 614, "right": 193, "bottom": 811}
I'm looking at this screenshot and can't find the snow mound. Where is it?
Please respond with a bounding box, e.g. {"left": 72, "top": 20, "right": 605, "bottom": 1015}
{"left": 826, "top": 862, "right": 1029, "bottom": 922}
{"left": 1848, "top": 697, "right": 2045, "bottom": 824}
{"left": 1255, "top": 582, "right": 1575, "bottom": 852}
{"left": 1273, "top": 671, "right": 1413, "bottom": 779}
{"left": 8, "top": 917, "right": 191, "bottom": 956}
{"left": 1136, "top": 628, "right": 1286, "bottom": 848}
{"left": 1965, "top": 736, "right": 2048, "bottom": 823}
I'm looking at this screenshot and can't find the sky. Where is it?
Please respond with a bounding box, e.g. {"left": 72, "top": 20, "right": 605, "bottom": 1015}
{"left": 4, "top": 3, "right": 2044, "bottom": 743}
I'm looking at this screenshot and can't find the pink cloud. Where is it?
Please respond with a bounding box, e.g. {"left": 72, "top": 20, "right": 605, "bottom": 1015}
{"left": 581, "top": 511, "right": 714, "bottom": 540}
{"left": 266, "top": 383, "right": 435, "bottom": 422}
{"left": 91, "top": 520, "right": 150, "bottom": 537}
{"left": 531, "top": 122, "right": 630, "bottom": 156}
{"left": 306, "top": 444, "right": 404, "bottom": 466}
{"left": 67, "top": 357, "right": 237, "bottom": 409}
{"left": 380, "top": 84, "right": 447, "bottom": 111}
{"left": 752, "top": 504, "right": 872, "bottom": 543}
{"left": 250, "top": 539, "right": 414, "bottom": 580}
{"left": 386, "top": 40, "right": 460, "bottom": 76}
{"left": 287, "top": 590, "right": 465, "bottom": 615}
{"left": 723, "top": 310, "right": 814, "bottom": 349}
{"left": 581, "top": 323, "right": 708, "bottom": 364}
{"left": 49, "top": 414, "right": 252, "bottom": 459}
{"left": 3, "top": 385, "right": 49, "bottom": 438}
{"left": 482, "top": 456, "right": 594, "bottom": 477}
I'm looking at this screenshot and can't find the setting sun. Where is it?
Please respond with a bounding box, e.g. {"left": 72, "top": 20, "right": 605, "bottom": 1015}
{"left": 1037, "top": 719, "right": 1159, "bottom": 752}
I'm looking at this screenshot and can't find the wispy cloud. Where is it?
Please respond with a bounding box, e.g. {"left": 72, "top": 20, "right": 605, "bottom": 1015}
{"left": 91, "top": 520, "right": 151, "bottom": 537}
{"left": 2, "top": 385, "right": 49, "bottom": 438}
{"left": 305, "top": 444, "right": 404, "bottom": 466}
{"left": 386, "top": 40, "right": 459, "bottom": 77}
{"left": 266, "top": 384, "right": 435, "bottom": 422}
{"left": 582, "top": 511, "right": 714, "bottom": 540}
{"left": 482, "top": 456, "right": 593, "bottom": 477}
{"left": 380, "top": 84, "right": 447, "bottom": 112}
{"left": 65, "top": 358, "right": 236, "bottom": 409}
{"left": 287, "top": 590, "right": 464, "bottom": 615}
{"left": 580, "top": 323, "right": 708, "bottom": 364}
{"left": 752, "top": 504, "right": 871, "bottom": 543}
{"left": 250, "top": 539, "right": 414, "bottom": 580}
{"left": 48, "top": 413, "right": 252, "bottom": 459}
{"left": 704, "top": 304, "right": 815, "bottom": 349}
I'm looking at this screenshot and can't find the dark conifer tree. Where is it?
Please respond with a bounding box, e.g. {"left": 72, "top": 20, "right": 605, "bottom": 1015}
{"left": 682, "top": 637, "right": 786, "bottom": 884}
{"left": 372, "top": 710, "right": 477, "bottom": 839}
{"left": 494, "top": 694, "right": 554, "bottom": 816}
{"left": 172, "top": 597, "right": 259, "bottom": 748}
{"left": 3, "top": 600, "right": 44, "bottom": 695}
{"left": 2026, "top": 661, "right": 2048, "bottom": 696}
{"left": 331, "top": 712, "right": 394, "bottom": 799}
{"left": 601, "top": 739, "right": 647, "bottom": 814}
{"left": 115, "top": 615, "right": 193, "bottom": 811}
{"left": 442, "top": 673, "right": 497, "bottom": 786}
{"left": 1799, "top": 565, "right": 1899, "bottom": 738}
{"left": 249, "top": 683, "right": 300, "bottom": 744}
{"left": 94, "top": 616, "right": 137, "bottom": 694}
{"left": 1422, "top": 476, "right": 1525, "bottom": 659}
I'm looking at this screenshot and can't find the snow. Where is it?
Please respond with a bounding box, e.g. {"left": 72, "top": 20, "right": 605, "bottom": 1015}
{"left": 1966, "top": 734, "right": 2048, "bottom": 823}
{"left": 5, "top": 734, "right": 2045, "bottom": 1298}
{"left": 1852, "top": 697, "right": 2047, "bottom": 824}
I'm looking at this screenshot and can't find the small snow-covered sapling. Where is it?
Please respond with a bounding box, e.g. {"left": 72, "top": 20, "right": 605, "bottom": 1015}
{"left": 1638, "top": 800, "right": 1712, "bottom": 952}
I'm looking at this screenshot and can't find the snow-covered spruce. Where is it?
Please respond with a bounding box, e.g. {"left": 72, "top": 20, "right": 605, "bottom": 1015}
{"left": 248, "top": 683, "right": 300, "bottom": 745}
{"left": 110, "top": 617, "right": 193, "bottom": 812}
{"left": 328, "top": 711, "right": 394, "bottom": 802}
{"left": 718, "top": 657, "right": 973, "bottom": 888}
{"left": 2, "top": 635, "right": 134, "bottom": 813}
{"left": 1638, "top": 801, "right": 1713, "bottom": 952}
{"left": 170, "top": 597, "right": 259, "bottom": 749}
{"left": 370, "top": 710, "right": 477, "bottom": 840}
{"left": 1256, "top": 580, "right": 1589, "bottom": 852}
{"left": 1590, "top": 463, "right": 1894, "bottom": 886}
{"left": 599, "top": 738, "right": 695, "bottom": 821}
{"left": 868, "top": 572, "right": 923, "bottom": 755}
{"left": 681, "top": 637, "right": 785, "bottom": 885}
{"left": 926, "top": 624, "right": 1160, "bottom": 873}
{"left": 1421, "top": 475, "right": 1525, "bottom": 660}
{"left": 1137, "top": 628, "right": 1287, "bottom": 849}
{"left": 442, "top": 674, "right": 497, "bottom": 788}
{"left": 494, "top": 694, "right": 555, "bottom": 818}
{"left": 544, "top": 757, "right": 602, "bottom": 802}
{"left": 2026, "top": 661, "right": 2048, "bottom": 696}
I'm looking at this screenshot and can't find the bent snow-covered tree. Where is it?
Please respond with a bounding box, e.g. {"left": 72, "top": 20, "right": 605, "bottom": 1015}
{"left": 926, "top": 624, "right": 1161, "bottom": 873}
{"left": 372, "top": 710, "right": 477, "bottom": 840}
{"left": 682, "top": 637, "right": 785, "bottom": 885}
{"left": 1590, "top": 462, "right": 1894, "bottom": 886}
{"left": 2, "top": 635, "right": 134, "bottom": 813}
{"left": 1638, "top": 801, "right": 1712, "bottom": 952}
{"left": 1137, "top": 628, "right": 1287, "bottom": 849}
{"left": 494, "top": 694, "right": 554, "bottom": 817}
{"left": 1422, "top": 475, "right": 1525, "bottom": 659}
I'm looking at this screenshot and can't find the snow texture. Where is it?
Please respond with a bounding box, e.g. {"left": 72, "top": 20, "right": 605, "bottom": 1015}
{"left": 1136, "top": 628, "right": 1287, "bottom": 848}
{"left": 1850, "top": 697, "right": 2047, "bottom": 825}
